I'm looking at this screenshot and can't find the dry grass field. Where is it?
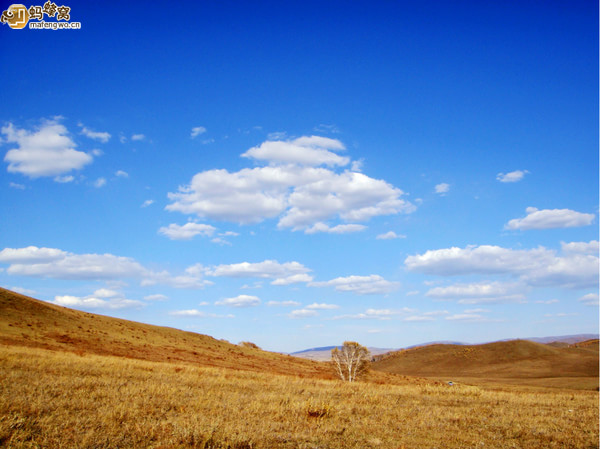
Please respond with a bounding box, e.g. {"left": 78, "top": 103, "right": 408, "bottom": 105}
{"left": 372, "top": 339, "right": 599, "bottom": 391}
{"left": 0, "top": 287, "right": 598, "bottom": 448}
{"left": 1, "top": 345, "right": 598, "bottom": 449}
{"left": 0, "top": 288, "right": 333, "bottom": 380}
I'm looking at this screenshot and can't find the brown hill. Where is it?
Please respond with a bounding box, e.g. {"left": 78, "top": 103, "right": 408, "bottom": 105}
{"left": 372, "top": 339, "right": 599, "bottom": 389}
{"left": 0, "top": 287, "right": 334, "bottom": 379}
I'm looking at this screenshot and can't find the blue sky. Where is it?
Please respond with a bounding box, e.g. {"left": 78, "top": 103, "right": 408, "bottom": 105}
{"left": 0, "top": 1, "right": 597, "bottom": 352}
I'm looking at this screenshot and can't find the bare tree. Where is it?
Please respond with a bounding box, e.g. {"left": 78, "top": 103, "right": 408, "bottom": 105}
{"left": 331, "top": 341, "right": 371, "bottom": 382}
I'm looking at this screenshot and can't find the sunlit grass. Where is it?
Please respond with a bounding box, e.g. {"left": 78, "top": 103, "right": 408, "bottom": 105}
{"left": 1, "top": 345, "right": 597, "bottom": 448}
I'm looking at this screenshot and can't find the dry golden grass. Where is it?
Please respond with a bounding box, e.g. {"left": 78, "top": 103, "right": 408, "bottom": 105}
{"left": 373, "top": 339, "right": 599, "bottom": 390}
{"left": 1, "top": 288, "right": 598, "bottom": 447}
{"left": 0, "top": 288, "right": 333, "bottom": 379}
{"left": 1, "top": 345, "right": 598, "bottom": 449}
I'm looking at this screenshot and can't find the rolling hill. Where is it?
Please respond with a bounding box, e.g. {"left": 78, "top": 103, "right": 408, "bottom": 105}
{"left": 372, "top": 339, "right": 599, "bottom": 389}
{"left": 2, "top": 287, "right": 597, "bottom": 390}
{"left": 0, "top": 287, "right": 333, "bottom": 379}
{"left": 291, "top": 336, "right": 599, "bottom": 361}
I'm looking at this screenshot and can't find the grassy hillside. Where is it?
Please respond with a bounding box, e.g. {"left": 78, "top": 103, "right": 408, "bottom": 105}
{"left": 1, "top": 344, "right": 598, "bottom": 448}
{"left": 0, "top": 287, "right": 333, "bottom": 379}
{"left": 372, "top": 340, "right": 599, "bottom": 390}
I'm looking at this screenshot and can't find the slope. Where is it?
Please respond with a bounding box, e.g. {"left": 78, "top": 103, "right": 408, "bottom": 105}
{"left": 372, "top": 339, "right": 599, "bottom": 389}
{"left": 0, "top": 287, "right": 333, "bottom": 379}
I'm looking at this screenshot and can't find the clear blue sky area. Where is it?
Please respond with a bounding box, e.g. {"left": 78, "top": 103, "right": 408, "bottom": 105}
{"left": 0, "top": 1, "right": 597, "bottom": 352}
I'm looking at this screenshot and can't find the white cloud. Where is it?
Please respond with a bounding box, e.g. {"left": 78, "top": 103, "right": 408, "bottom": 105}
{"left": 464, "top": 308, "right": 490, "bottom": 314}
{"left": 2, "top": 119, "right": 93, "bottom": 178}
{"left": 0, "top": 246, "right": 68, "bottom": 264}
{"left": 242, "top": 135, "right": 348, "bottom": 167}
{"left": 405, "top": 242, "right": 599, "bottom": 289}
{"left": 310, "top": 274, "right": 400, "bottom": 295}
{"left": 304, "top": 222, "right": 367, "bottom": 234}
{"left": 151, "top": 274, "right": 212, "bottom": 290}
{"left": 333, "top": 308, "right": 398, "bottom": 320}
{"left": 267, "top": 131, "right": 287, "bottom": 140}
{"left": 211, "top": 237, "right": 232, "bottom": 246}
{"left": 158, "top": 222, "right": 217, "bottom": 240}
{"left": 406, "top": 245, "right": 546, "bottom": 276}
{"left": 209, "top": 231, "right": 240, "bottom": 246}
{"left": 535, "top": 299, "right": 559, "bottom": 304}
{"left": 141, "top": 199, "right": 154, "bottom": 208}
{"left": 166, "top": 166, "right": 291, "bottom": 224}
{"left": 182, "top": 264, "right": 206, "bottom": 278}
{"left": 561, "top": 240, "right": 599, "bottom": 255}
{"left": 54, "top": 175, "right": 74, "bottom": 183}
{"left": 426, "top": 281, "right": 526, "bottom": 304}
{"left": 166, "top": 137, "right": 415, "bottom": 230}
{"left": 404, "top": 315, "right": 435, "bottom": 322}
{"left": 131, "top": 134, "right": 146, "bottom": 141}
{"left": 351, "top": 159, "right": 364, "bottom": 172}
{"left": 289, "top": 308, "right": 318, "bottom": 318}
{"left": 145, "top": 264, "right": 213, "bottom": 289}
{"left": 435, "top": 183, "right": 450, "bottom": 194}
{"left": 0, "top": 246, "right": 210, "bottom": 289}
{"left": 92, "top": 288, "right": 120, "bottom": 298}
{"left": 144, "top": 294, "right": 168, "bottom": 301}
{"left": 93, "top": 177, "right": 107, "bottom": 188}
{"left": 305, "top": 302, "right": 340, "bottom": 310}
{"left": 423, "top": 310, "right": 450, "bottom": 316}
{"left": 169, "top": 309, "right": 206, "bottom": 316}
{"left": 267, "top": 300, "right": 300, "bottom": 307}
{"left": 376, "top": 231, "right": 405, "bottom": 240}
{"left": 215, "top": 294, "right": 260, "bottom": 308}
{"left": 191, "top": 126, "right": 207, "bottom": 138}
{"left": 270, "top": 273, "right": 314, "bottom": 285}
{"left": 5, "top": 252, "right": 149, "bottom": 280}
{"left": 505, "top": 207, "right": 594, "bottom": 230}
{"left": 52, "top": 291, "right": 144, "bottom": 310}
{"left": 10, "top": 286, "right": 36, "bottom": 295}
{"left": 205, "top": 260, "right": 311, "bottom": 282}
{"left": 115, "top": 170, "right": 129, "bottom": 178}
{"left": 169, "top": 309, "right": 233, "bottom": 318}
{"left": 313, "top": 124, "right": 340, "bottom": 134}
{"left": 496, "top": 170, "right": 529, "bottom": 183}
{"left": 279, "top": 169, "right": 414, "bottom": 230}
{"left": 579, "top": 293, "right": 599, "bottom": 306}
{"left": 79, "top": 125, "right": 111, "bottom": 143}
{"left": 445, "top": 313, "right": 486, "bottom": 322}
{"left": 9, "top": 182, "right": 25, "bottom": 189}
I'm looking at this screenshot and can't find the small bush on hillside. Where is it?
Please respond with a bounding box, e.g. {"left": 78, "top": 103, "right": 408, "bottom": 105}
{"left": 239, "top": 341, "right": 260, "bottom": 349}
{"left": 304, "top": 398, "right": 333, "bottom": 419}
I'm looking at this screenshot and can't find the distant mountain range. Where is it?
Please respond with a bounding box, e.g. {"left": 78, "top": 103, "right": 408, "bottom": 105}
{"left": 290, "top": 346, "right": 395, "bottom": 361}
{"left": 522, "top": 334, "right": 599, "bottom": 344}
{"left": 290, "top": 334, "right": 599, "bottom": 361}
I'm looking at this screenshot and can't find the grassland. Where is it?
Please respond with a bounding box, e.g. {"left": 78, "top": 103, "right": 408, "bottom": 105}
{"left": 1, "top": 345, "right": 598, "bottom": 449}
{"left": 372, "top": 340, "right": 599, "bottom": 391}
{"left": 0, "top": 287, "right": 598, "bottom": 448}
{"left": 0, "top": 288, "right": 333, "bottom": 379}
